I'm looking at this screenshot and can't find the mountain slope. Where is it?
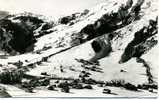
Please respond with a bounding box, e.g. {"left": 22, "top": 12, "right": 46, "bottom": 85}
{"left": 0, "top": 0, "right": 158, "bottom": 97}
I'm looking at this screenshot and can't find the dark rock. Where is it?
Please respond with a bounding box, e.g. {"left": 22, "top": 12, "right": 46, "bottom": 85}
{"left": 59, "top": 16, "right": 73, "bottom": 24}
{"left": 120, "top": 18, "right": 158, "bottom": 63}
{"left": 41, "top": 23, "right": 53, "bottom": 31}
{"left": 84, "top": 85, "right": 93, "bottom": 89}
{"left": 47, "top": 85, "right": 55, "bottom": 90}
{"left": 41, "top": 72, "right": 49, "bottom": 76}
{"left": 39, "top": 78, "right": 50, "bottom": 86}
{"left": 61, "top": 87, "right": 70, "bottom": 93}
{"left": 29, "top": 79, "right": 40, "bottom": 87}
{"left": 137, "top": 84, "right": 142, "bottom": 89}
{"left": 91, "top": 40, "right": 102, "bottom": 53}
{"left": 26, "top": 87, "right": 34, "bottom": 93}
{"left": 124, "top": 83, "right": 138, "bottom": 91}
{"left": 0, "top": 19, "right": 36, "bottom": 54}
{"left": 84, "top": 78, "right": 97, "bottom": 85}
{"left": 69, "top": 79, "right": 80, "bottom": 86}
{"left": 148, "top": 88, "right": 153, "bottom": 92}
{"left": 37, "top": 61, "right": 42, "bottom": 65}
{"left": 21, "top": 81, "right": 31, "bottom": 88}
{"left": 58, "top": 81, "right": 69, "bottom": 88}
{"left": 59, "top": 81, "right": 70, "bottom": 93}
{"left": 103, "top": 89, "right": 111, "bottom": 94}
{"left": 55, "top": 80, "right": 59, "bottom": 84}
{"left": 120, "top": 69, "right": 127, "bottom": 72}
{"left": 138, "top": 84, "right": 158, "bottom": 90}
{"left": 72, "top": 84, "right": 83, "bottom": 89}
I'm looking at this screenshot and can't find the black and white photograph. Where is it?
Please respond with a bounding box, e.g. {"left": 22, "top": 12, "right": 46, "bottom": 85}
{"left": 0, "top": 0, "right": 158, "bottom": 98}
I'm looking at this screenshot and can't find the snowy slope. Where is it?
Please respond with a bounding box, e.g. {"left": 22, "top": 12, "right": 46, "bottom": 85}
{"left": 0, "top": 0, "right": 158, "bottom": 97}
{"left": 27, "top": 0, "right": 158, "bottom": 85}
{"left": 0, "top": 0, "right": 131, "bottom": 66}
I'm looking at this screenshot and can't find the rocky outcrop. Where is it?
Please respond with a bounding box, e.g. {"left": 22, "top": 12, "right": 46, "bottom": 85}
{"left": 0, "top": 13, "right": 53, "bottom": 54}
{"left": 59, "top": 9, "right": 89, "bottom": 25}
{"left": 119, "top": 18, "right": 158, "bottom": 63}
{"left": 0, "top": 19, "right": 36, "bottom": 54}
{"left": 90, "top": 35, "right": 112, "bottom": 62}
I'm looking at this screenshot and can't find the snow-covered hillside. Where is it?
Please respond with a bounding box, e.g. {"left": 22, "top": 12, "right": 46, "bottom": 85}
{"left": 0, "top": 0, "right": 158, "bottom": 97}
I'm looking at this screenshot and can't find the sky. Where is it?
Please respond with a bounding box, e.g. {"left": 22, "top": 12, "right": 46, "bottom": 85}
{"left": 0, "top": 0, "right": 106, "bottom": 18}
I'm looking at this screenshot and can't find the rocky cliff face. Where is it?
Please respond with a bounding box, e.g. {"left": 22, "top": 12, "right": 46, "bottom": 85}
{"left": 0, "top": 13, "right": 54, "bottom": 54}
